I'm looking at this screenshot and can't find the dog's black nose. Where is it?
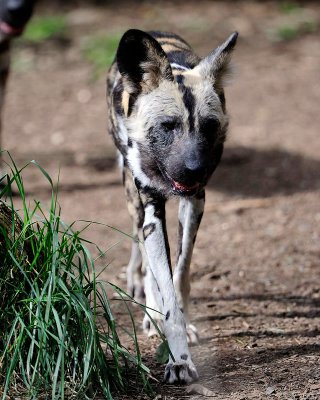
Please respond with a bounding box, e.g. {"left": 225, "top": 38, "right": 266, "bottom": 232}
{"left": 184, "top": 158, "right": 206, "bottom": 182}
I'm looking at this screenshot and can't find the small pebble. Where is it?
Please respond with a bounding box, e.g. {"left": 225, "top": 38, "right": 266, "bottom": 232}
{"left": 266, "top": 386, "right": 275, "bottom": 395}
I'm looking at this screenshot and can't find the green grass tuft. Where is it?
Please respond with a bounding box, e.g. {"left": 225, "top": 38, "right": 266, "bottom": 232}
{"left": 0, "top": 152, "right": 152, "bottom": 399}
{"left": 22, "top": 15, "right": 67, "bottom": 43}
{"left": 82, "top": 34, "right": 121, "bottom": 79}
{"left": 276, "top": 24, "right": 301, "bottom": 40}
{"left": 279, "top": 1, "right": 301, "bottom": 14}
{"left": 267, "top": 6, "right": 318, "bottom": 42}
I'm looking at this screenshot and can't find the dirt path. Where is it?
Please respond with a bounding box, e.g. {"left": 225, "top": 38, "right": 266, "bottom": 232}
{"left": 2, "top": 2, "right": 320, "bottom": 399}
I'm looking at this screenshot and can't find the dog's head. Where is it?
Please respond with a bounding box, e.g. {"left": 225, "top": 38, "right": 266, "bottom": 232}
{"left": 116, "top": 29, "right": 238, "bottom": 196}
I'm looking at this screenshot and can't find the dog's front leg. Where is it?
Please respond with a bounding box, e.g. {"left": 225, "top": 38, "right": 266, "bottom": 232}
{"left": 141, "top": 192, "right": 198, "bottom": 384}
{"left": 173, "top": 190, "right": 205, "bottom": 344}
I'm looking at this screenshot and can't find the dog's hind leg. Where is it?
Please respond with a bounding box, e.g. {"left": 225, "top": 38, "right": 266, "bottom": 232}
{"left": 173, "top": 189, "right": 205, "bottom": 344}
{"left": 123, "top": 165, "right": 146, "bottom": 302}
{"left": 126, "top": 225, "right": 145, "bottom": 302}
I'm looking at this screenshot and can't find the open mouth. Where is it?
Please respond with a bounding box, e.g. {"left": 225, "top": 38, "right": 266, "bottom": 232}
{"left": 171, "top": 179, "right": 200, "bottom": 195}
{"left": 158, "top": 164, "right": 201, "bottom": 195}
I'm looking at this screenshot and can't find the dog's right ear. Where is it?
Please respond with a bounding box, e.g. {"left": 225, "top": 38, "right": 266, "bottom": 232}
{"left": 195, "top": 32, "right": 238, "bottom": 90}
{"left": 117, "top": 29, "right": 173, "bottom": 97}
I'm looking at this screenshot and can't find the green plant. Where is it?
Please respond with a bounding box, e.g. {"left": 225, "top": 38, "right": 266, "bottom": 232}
{"left": 267, "top": 7, "right": 318, "bottom": 42}
{"left": 276, "top": 24, "right": 301, "bottom": 40}
{"left": 22, "top": 15, "right": 67, "bottom": 43}
{"left": 0, "top": 153, "right": 152, "bottom": 399}
{"left": 279, "top": 2, "right": 301, "bottom": 14}
{"left": 82, "top": 34, "right": 121, "bottom": 79}
{"left": 274, "top": 19, "right": 317, "bottom": 41}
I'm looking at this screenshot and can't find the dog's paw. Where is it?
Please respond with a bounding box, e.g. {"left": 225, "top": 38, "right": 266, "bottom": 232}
{"left": 186, "top": 324, "right": 199, "bottom": 345}
{"left": 164, "top": 360, "right": 199, "bottom": 384}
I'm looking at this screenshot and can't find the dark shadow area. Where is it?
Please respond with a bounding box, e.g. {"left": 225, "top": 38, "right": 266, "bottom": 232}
{"left": 228, "top": 328, "right": 320, "bottom": 339}
{"left": 83, "top": 145, "right": 320, "bottom": 198}
{"left": 201, "top": 328, "right": 320, "bottom": 344}
{"left": 195, "top": 308, "right": 320, "bottom": 324}
{"left": 208, "top": 146, "right": 320, "bottom": 197}
{"left": 193, "top": 292, "right": 320, "bottom": 307}
{"left": 9, "top": 146, "right": 320, "bottom": 199}
{"left": 195, "top": 312, "right": 255, "bottom": 322}
{"left": 1, "top": 151, "right": 119, "bottom": 196}
{"left": 8, "top": 151, "right": 117, "bottom": 171}
{"left": 2, "top": 179, "right": 121, "bottom": 197}
{"left": 215, "top": 343, "right": 320, "bottom": 373}
{"left": 52, "top": 179, "right": 120, "bottom": 193}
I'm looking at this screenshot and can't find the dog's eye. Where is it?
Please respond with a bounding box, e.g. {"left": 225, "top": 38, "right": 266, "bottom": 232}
{"left": 161, "top": 120, "right": 178, "bottom": 132}
{"left": 200, "top": 118, "right": 220, "bottom": 136}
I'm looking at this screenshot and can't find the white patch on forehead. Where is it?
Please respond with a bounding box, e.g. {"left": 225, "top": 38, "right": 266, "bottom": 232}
{"left": 125, "top": 74, "right": 228, "bottom": 142}
{"left": 178, "top": 70, "right": 224, "bottom": 117}
{"left": 128, "top": 80, "right": 189, "bottom": 138}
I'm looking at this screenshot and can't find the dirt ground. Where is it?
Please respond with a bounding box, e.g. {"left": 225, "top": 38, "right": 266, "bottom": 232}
{"left": 2, "top": 1, "right": 320, "bottom": 399}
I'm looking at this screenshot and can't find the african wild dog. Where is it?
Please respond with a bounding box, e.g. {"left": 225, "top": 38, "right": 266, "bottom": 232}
{"left": 106, "top": 29, "right": 238, "bottom": 384}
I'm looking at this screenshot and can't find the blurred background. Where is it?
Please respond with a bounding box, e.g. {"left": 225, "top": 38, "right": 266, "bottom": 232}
{"left": 1, "top": 1, "right": 320, "bottom": 397}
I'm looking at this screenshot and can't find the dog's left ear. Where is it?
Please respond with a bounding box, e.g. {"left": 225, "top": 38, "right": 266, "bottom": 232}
{"left": 195, "top": 32, "right": 238, "bottom": 89}
{"left": 117, "top": 29, "right": 173, "bottom": 97}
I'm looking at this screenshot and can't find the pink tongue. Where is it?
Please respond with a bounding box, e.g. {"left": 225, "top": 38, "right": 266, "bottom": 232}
{"left": 173, "top": 180, "right": 198, "bottom": 191}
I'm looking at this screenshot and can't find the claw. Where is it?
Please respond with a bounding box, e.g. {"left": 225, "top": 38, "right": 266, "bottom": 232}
{"left": 164, "top": 361, "right": 198, "bottom": 384}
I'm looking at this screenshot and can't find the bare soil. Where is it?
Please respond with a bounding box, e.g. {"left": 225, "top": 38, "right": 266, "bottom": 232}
{"left": 2, "top": 1, "right": 320, "bottom": 399}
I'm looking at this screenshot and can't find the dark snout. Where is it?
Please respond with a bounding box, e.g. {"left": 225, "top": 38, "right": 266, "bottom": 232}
{"left": 166, "top": 142, "right": 209, "bottom": 192}
{"left": 165, "top": 141, "right": 224, "bottom": 194}
{"left": 175, "top": 139, "right": 213, "bottom": 185}
{"left": 184, "top": 153, "right": 208, "bottom": 184}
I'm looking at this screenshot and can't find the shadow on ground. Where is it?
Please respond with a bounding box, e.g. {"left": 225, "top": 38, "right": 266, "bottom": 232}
{"left": 13, "top": 145, "right": 320, "bottom": 198}
{"left": 66, "top": 145, "right": 320, "bottom": 198}
{"left": 209, "top": 146, "right": 320, "bottom": 197}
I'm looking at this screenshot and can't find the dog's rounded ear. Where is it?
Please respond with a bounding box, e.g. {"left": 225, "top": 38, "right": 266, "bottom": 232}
{"left": 195, "top": 32, "right": 238, "bottom": 89}
{"left": 117, "top": 29, "right": 173, "bottom": 96}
